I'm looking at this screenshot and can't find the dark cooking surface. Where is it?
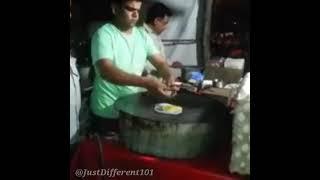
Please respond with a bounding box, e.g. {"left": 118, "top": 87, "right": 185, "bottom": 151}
{"left": 114, "top": 92, "right": 227, "bottom": 123}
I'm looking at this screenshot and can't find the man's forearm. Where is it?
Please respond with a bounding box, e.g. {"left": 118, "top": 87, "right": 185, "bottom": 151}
{"left": 158, "top": 63, "right": 172, "bottom": 79}
{"left": 97, "top": 60, "right": 148, "bottom": 88}
{"left": 153, "top": 60, "right": 172, "bottom": 80}
{"left": 106, "top": 69, "right": 148, "bottom": 87}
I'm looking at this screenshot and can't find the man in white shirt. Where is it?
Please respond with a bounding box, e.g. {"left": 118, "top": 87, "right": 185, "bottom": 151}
{"left": 70, "top": 55, "right": 81, "bottom": 145}
{"left": 142, "top": 2, "right": 182, "bottom": 77}
{"left": 148, "top": 0, "right": 199, "bottom": 66}
{"left": 70, "top": 0, "right": 81, "bottom": 151}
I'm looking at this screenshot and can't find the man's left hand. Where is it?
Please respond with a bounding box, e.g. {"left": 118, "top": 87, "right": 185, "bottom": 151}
{"left": 163, "top": 75, "right": 180, "bottom": 92}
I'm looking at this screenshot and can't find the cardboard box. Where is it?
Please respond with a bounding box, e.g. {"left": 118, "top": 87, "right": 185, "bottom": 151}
{"left": 204, "top": 66, "right": 243, "bottom": 85}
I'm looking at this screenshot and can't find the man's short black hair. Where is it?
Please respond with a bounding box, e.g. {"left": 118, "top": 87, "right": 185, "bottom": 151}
{"left": 145, "top": 2, "right": 173, "bottom": 24}
{"left": 111, "top": 0, "right": 143, "bottom": 6}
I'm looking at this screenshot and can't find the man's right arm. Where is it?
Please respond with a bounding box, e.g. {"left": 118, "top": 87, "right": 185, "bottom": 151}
{"left": 96, "top": 59, "right": 148, "bottom": 88}
{"left": 91, "top": 30, "right": 149, "bottom": 88}
{"left": 96, "top": 59, "right": 171, "bottom": 97}
{"left": 92, "top": 29, "right": 171, "bottom": 97}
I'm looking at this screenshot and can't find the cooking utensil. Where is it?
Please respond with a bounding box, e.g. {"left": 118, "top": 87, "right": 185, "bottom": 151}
{"left": 114, "top": 92, "right": 230, "bottom": 159}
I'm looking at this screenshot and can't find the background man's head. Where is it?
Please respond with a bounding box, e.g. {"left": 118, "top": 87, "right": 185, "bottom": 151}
{"left": 145, "top": 2, "right": 172, "bottom": 35}
{"left": 111, "top": 0, "right": 143, "bottom": 28}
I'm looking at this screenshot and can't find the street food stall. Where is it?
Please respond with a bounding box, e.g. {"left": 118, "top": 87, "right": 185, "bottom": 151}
{"left": 70, "top": 0, "right": 250, "bottom": 179}
{"left": 70, "top": 69, "right": 246, "bottom": 180}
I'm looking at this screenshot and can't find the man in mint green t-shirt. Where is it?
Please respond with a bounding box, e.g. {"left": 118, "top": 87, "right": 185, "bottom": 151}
{"left": 90, "top": 0, "right": 178, "bottom": 134}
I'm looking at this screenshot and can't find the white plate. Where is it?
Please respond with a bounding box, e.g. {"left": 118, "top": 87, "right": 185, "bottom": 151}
{"left": 154, "top": 103, "right": 183, "bottom": 115}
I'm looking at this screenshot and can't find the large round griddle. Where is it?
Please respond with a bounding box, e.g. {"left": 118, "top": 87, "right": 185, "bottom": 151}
{"left": 114, "top": 91, "right": 227, "bottom": 123}
{"left": 114, "top": 91, "right": 230, "bottom": 159}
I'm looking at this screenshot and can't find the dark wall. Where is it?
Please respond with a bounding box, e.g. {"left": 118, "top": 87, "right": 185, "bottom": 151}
{"left": 212, "top": 0, "right": 250, "bottom": 32}
{"left": 78, "top": 0, "right": 113, "bottom": 27}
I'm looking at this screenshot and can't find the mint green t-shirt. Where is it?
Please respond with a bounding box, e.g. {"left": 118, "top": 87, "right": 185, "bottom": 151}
{"left": 90, "top": 23, "right": 159, "bottom": 118}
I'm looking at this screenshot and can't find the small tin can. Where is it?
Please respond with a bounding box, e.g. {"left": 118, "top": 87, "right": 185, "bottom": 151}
{"left": 217, "top": 80, "right": 224, "bottom": 88}
{"left": 213, "top": 78, "right": 219, "bottom": 87}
